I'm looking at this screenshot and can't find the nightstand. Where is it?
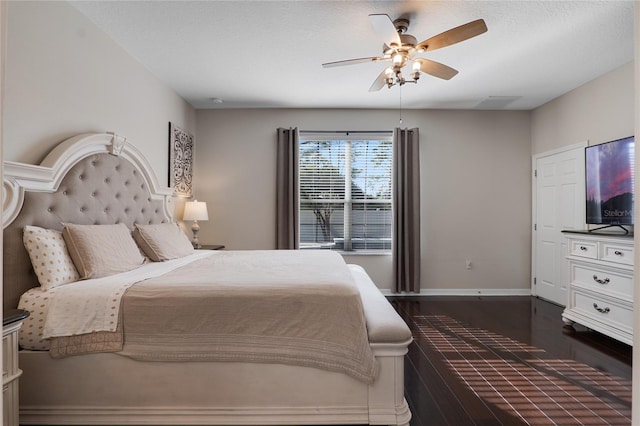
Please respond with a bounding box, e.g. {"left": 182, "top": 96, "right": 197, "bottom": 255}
{"left": 199, "top": 244, "right": 225, "bottom": 250}
{"left": 4, "top": 309, "right": 29, "bottom": 426}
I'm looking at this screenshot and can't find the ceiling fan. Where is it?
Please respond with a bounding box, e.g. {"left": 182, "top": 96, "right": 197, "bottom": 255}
{"left": 322, "top": 14, "right": 488, "bottom": 92}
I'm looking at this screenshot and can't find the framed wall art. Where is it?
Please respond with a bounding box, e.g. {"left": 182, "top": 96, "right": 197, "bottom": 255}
{"left": 168, "top": 122, "right": 194, "bottom": 197}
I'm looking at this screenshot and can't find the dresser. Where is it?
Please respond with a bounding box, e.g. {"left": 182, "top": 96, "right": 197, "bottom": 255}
{"left": 562, "top": 231, "right": 634, "bottom": 345}
{"left": 3, "top": 309, "right": 29, "bottom": 426}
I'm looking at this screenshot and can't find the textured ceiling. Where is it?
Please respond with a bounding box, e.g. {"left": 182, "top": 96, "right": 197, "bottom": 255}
{"left": 69, "top": 1, "right": 634, "bottom": 110}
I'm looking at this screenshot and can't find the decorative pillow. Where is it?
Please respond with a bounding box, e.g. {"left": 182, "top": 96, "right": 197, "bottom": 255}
{"left": 133, "top": 222, "right": 194, "bottom": 261}
{"left": 62, "top": 223, "right": 146, "bottom": 279}
{"left": 23, "top": 225, "right": 80, "bottom": 290}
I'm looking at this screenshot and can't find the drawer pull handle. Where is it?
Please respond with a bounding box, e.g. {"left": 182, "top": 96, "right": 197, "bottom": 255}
{"left": 580, "top": 246, "right": 587, "bottom": 251}
{"left": 615, "top": 250, "right": 623, "bottom": 256}
{"left": 592, "top": 275, "right": 610, "bottom": 285}
{"left": 593, "top": 303, "right": 610, "bottom": 314}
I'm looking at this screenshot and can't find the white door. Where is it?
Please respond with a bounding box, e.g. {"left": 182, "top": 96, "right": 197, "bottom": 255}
{"left": 533, "top": 144, "right": 586, "bottom": 305}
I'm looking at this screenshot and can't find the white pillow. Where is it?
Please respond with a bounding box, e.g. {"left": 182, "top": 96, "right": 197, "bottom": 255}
{"left": 133, "top": 222, "right": 194, "bottom": 261}
{"left": 62, "top": 223, "right": 146, "bottom": 279}
{"left": 23, "top": 225, "right": 80, "bottom": 290}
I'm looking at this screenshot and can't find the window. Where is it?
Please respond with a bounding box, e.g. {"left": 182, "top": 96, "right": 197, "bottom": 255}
{"left": 298, "top": 132, "right": 393, "bottom": 252}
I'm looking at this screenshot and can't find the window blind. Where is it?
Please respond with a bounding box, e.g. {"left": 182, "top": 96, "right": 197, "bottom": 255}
{"left": 299, "top": 132, "right": 393, "bottom": 252}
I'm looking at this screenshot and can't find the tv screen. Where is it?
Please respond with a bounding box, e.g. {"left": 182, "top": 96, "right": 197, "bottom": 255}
{"left": 585, "top": 136, "right": 635, "bottom": 226}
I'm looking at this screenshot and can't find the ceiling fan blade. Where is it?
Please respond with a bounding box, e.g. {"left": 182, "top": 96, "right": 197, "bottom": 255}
{"left": 416, "top": 19, "right": 487, "bottom": 52}
{"left": 415, "top": 58, "right": 459, "bottom": 80}
{"left": 369, "top": 14, "right": 401, "bottom": 46}
{"left": 322, "top": 56, "right": 385, "bottom": 68}
{"left": 368, "top": 69, "right": 388, "bottom": 92}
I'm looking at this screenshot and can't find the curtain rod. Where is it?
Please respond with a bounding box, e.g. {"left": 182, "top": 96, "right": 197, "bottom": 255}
{"left": 300, "top": 130, "right": 392, "bottom": 134}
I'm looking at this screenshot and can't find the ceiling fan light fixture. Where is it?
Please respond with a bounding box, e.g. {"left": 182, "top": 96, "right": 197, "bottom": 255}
{"left": 384, "top": 67, "right": 394, "bottom": 86}
{"left": 322, "top": 14, "right": 487, "bottom": 92}
{"left": 411, "top": 61, "right": 421, "bottom": 80}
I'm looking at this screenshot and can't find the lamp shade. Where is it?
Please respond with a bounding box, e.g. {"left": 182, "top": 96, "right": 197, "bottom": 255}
{"left": 183, "top": 200, "right": 209, "bottom": 221}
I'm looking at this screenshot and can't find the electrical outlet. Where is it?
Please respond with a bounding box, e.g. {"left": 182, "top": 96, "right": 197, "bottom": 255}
{"left": 465, "top": 259, "right": 472, "bottom": 270}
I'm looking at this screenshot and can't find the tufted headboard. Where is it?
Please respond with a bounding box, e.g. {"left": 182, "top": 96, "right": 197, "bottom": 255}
{"left": 3, "top": 133, "right": 174, "bottom": 311}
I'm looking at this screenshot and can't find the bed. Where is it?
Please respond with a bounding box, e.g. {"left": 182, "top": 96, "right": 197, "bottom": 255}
{"left": 2, "top": 132, "right": 412, "bottom": 425}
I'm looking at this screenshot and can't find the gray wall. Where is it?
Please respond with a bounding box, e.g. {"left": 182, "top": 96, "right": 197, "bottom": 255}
{"left": 195, "top": 109, "right": 532, "bottom": 292}
{"left": 3, "top": 1, "right": 196, "bottom": 180}
{"left": 531, "top": 61, "right": 634, "bottom": 154}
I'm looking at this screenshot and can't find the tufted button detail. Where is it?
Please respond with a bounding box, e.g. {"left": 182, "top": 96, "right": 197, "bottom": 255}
{"left": 62, "top": 190, "right": 68, "bottom": 195}
{"left": 115, "top": 193, "right": 120, "bottom": 199}
{"left": 124, "top": 208, "right": 130, "bottom": 213}
{"left": 78, "top": 174, "right": 84, "bottom": 180}
{"left": 47, "top": 207, "right": 52, "bottom": 212}
{"left": 91, "top": 192, "right": 96, "bottom": 197}
{"left": 105, "top": 178, "right": 110, "bottom": 184}
{"left": 80, "top": 207, "right": 85, "bottom": 212}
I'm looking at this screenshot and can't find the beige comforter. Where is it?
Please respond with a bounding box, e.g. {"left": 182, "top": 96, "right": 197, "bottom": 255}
{"left": 50, "top": 250, "right": 378, "bottom": 383}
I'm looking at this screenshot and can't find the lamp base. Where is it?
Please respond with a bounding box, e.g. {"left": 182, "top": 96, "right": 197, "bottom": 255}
{"left": 191, "top": 221, "right": 201, "bottom": 249}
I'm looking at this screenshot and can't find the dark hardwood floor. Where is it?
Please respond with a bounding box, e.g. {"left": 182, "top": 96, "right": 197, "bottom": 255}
{"left": 388, "top": 296, "right": 632, "bottom": 426}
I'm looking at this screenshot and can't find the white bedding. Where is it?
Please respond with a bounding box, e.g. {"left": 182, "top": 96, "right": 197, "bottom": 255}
{"left": 19, "top": 250, "right": 213, "bottom": 349}
{"left": 19, "top": 252, "right": 393, "bottom": 350}
{"left": 19, "top": 250, "right": 380, "bottom": 382}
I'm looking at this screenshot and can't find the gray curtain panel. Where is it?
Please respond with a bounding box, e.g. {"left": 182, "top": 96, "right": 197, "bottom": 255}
{"left": 393, "top": 128, "right": 421, "bottom": 293}
{"left": 276, "top": 127, "right": 300, "bottom": 249}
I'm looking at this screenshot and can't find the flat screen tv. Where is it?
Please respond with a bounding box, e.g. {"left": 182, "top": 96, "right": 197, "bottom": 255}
{"left": 585, "top": 136, "right": 634, "bottom": 232}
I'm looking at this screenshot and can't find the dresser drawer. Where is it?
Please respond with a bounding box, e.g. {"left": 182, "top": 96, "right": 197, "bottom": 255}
{"left": 563, "top": 232, "right": 634, "bottom": 345}
{"left": 571, "top": 290, "right": 633, "bottom": 333}
{"left": 568, "top": 239, "right": 598, "bottom": 259}
{"left": 600, "top": 242, "right": 634, "bottom": 266}
{"left": 570, "top": 262, "right": 633, "bottom": 301}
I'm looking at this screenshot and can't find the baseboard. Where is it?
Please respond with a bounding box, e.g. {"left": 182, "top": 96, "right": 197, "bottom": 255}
{"left": 380, "top": 288, "right": 532, "bottom": 296}
{"left": 19, "top": 405, "right": 370, "bottom": 425}
{"left": 20, "top": 403, "right": 411, "bottom": 426}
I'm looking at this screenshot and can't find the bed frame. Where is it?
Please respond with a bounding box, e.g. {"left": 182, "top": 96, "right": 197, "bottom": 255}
{"left": 3, "top": 133, "right": 412, "bottom": 425}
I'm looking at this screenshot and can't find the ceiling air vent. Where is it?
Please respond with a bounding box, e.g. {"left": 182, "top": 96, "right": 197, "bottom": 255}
{"left": 475, "top": 96, "right": 522, "bottom": 109}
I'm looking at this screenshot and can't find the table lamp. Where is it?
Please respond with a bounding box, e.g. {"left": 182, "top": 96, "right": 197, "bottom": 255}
{"left": 183, "top": 200, "right": 208, "bottom": 248}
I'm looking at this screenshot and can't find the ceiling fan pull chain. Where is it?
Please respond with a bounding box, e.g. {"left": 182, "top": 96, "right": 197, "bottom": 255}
{"left": 399, "top": 85, "right": 403, "bottom": 124}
